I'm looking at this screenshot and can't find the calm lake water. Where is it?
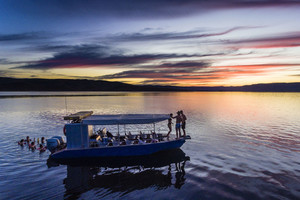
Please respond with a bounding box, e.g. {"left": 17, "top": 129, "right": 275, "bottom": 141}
{"left": 0, "top": 92, "right": 299, "bottom": 200}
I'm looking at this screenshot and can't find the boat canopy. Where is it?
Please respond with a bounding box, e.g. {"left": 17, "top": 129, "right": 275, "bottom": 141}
{"left": 64, "top": 111, "right": 93, "bottom": 120}
{"left": 81, "top": 114, "right": 169, "bottom": 125}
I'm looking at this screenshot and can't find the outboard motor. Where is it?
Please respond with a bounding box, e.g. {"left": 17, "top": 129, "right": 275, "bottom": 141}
{"left": 52, "top": 136, "right": 65, "bottom": 144}
{"left": 47, "top": 138, "right": 60, "bottom": 153}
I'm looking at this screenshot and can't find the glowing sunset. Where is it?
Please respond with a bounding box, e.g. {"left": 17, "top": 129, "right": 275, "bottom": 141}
{"left": 1, "top": 0, "right": 300, "bottom": 86}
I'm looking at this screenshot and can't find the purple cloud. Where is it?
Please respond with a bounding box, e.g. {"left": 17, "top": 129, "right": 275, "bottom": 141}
{"left": 225, "top": 32, "right": 300, "bottom": 49}
{"left": 111, "top": 27, "right": 259, "bottom": 42}
{"left": 13, "top": 44, "right": 201, "bottom": 70}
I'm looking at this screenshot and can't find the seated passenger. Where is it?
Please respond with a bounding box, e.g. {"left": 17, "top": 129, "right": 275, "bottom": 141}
{"left": 157, "top": 134, "right": 163, "bottom": 141}
{"left": 41, "top": 137, "right": 45, "bottom": 144}
{"left": 101, "top": 127, "right": 107, "bottom": 137}
{"left": 106, "top": 130, "right": 113, "bottom": 138}
{"left": 133, "top": 140, "right": 139, "bottom": 145}
{"left": 125, "top": 131, "right": 131, "bottom": 137}
{"left": 152, "top": 138, "right": 159, "bottom": 143}
{"left": 119, "top": 136, "right": 126, "bottom": 142}
{"left": 151, "top": 131, "right": 157, "bottom": 139}
{"left": 90, "top": 134, "right": 101, "bottom": 140}
{"left": 139, "top": 131, "right": 146, "bottom": 140}
{"left": 107, "top": 142, "right": 113, "bottom": 146}
{"left": 125, "top": 131, "right": 135, "bottom": 140}
{"left": 144, "top": 134, "right": 152, "bottom": 143}
{"left": 91, "top": 142, "right": 98, "bottom": 147}
{"left": 138, "top": 139, "right": 145, "bottom": 144}
{"left": 116, "top": 133, "right": 120, "bottom": 140}
{"left": 97, "top": 129, "right": 103, "bottom": 136}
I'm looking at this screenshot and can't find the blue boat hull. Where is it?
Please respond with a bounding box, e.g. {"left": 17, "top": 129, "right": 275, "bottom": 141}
{"left": 51, "top": 139, "right": 185, "bottom": 160}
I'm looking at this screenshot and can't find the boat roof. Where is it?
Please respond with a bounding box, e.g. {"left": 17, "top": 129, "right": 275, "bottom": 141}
{"left": 64, "top": 111, "right": 93, "bottom": 120}
{"left": 81, "top": 114, "right": 169, "bottom": 125}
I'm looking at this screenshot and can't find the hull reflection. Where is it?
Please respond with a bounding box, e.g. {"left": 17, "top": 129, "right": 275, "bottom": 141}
{"left": 58, "top": 149, "right": 189, "bottom": 198}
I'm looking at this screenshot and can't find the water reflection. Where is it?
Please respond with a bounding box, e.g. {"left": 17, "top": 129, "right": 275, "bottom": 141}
{"left": 49, "top": 149, "right": 189, "bottom": 199}
{"left": 1, "top": 92, "right": 299, "bottom": 199}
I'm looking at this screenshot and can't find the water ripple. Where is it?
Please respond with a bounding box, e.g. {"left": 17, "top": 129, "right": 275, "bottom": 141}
{"left": 1, "top": 92, "right": 300, "bottom": 199}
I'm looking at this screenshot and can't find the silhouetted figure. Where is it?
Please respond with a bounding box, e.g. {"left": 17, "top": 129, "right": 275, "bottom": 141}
{"left": 167, "top": 113, "right": 173, "bottom": 138}
{"left": 18, "top": 139, "right": 25, "bottom": 146}
{"left": 173, "top": 111, "right": 182, "bottom": 139}
{"left": 180, "top": 110, "right": 187, "bottom": 137}
{"left": 25, "top": 136, "right": 30, "bottom": 144}
{"left": 29, "top": 141, "right": 36, "bottom": 150}
{"left": 41, "top": 137, "right": 45, "bottom": 144}
{"left": 38, "top": 144, "right": 47, "bottom": 152}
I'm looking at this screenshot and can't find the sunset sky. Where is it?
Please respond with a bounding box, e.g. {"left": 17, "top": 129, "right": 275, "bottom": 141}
{"left": 1, "top": 0, "right": 300, "bottom": 86}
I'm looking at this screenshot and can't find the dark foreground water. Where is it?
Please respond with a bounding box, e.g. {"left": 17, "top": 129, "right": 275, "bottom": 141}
{"left": 0, "top": 92, "right": 299, "bottom": 200}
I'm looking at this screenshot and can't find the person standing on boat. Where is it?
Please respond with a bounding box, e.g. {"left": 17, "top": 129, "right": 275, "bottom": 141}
{"left": 167, "top": 113, "right": 173, "bottom": 138}
{"left": 180, "top": 110, "right": 187, "bottom": 138}
{"left": 173, "top": 111, "right": 182, "bottom": 139}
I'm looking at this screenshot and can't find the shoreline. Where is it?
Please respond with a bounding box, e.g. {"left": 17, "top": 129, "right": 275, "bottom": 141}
{"left": 0, "top": 90, "right": 299, "bottom": 99}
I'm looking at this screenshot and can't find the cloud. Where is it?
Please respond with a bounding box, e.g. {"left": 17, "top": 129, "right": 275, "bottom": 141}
{"left": 98, "top": 69, "right": 211, "bottom": 80}
{"left": 290, "top": 74, "right": 300, "bottom": 77}
{"left": 99, "top": 66, "right": 219, "bottom": 81}
{"left": 158, "top": 60, "right": 208, "bottom": 68}
{"left": 0, "top": 59, "right": 9, "bottom": 64}
{"left": 32, "top": 45, "right": 74, "bottom": 52}
{"left": 99, "top": 60, "right": 210, "bottom": 79}
{"left": 0, "top": 33, "right": 39, "bottom": 42}
{"left": 100, "top": 62, "right": 292, "bottom": 82}
{"left": 98, "top": 67, "right": 230, "bottom": 86}
{"left": 0, "top": 32, "right": 50, "bottom": 42}
{"left": 213, "top": 64, "right": 300, "bottom": 76}
{"left": 0, "top": 58, "right": 27, "bottom": 66}
{"left": 226, "top": 32, "right": 300, "bottom": 49}
{"left": 111, "top": 27, "right": 259, "bottom": 42}
{"left": 0, "top": 70, "right": 8, "bottom": 77}
{"left": 0, "top": 69, "right": 31, "bottom": 78}
{"left": 99, "top": 70, "right": 162, "bottom": 79}
{"left": 98, "top": 62, "right": 300, "bottom": 85}
{"left": 13, "top": 44, "right": 200, "bottom": 70}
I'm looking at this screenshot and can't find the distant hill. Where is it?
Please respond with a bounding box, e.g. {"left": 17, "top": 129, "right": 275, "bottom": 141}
{"left": 0, "top": 77, "right": 299, "bottom": 92}
{"left": 185, "top": 82, "right": 300, "bottom": 92}
{"left": 0, "top": 77, "right": 179, "bottom": 91}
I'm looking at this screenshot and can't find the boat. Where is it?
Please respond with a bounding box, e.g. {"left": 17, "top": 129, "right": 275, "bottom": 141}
{"left": 48, "top": 111, "right": 190, "bottom": 161}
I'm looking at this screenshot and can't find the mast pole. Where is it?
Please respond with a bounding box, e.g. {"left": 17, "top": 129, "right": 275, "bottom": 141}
{"left": 65, "top": 96, "right": 68, "bottom": 115}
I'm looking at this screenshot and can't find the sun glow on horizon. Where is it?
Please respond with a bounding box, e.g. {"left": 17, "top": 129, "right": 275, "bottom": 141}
{"left": 1, "top": 1, "right": 300, "bottom": 87}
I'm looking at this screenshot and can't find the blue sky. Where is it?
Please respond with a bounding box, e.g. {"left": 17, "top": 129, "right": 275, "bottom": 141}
{"left": 1, "top": 0, "right": 300, "bottom": 86}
